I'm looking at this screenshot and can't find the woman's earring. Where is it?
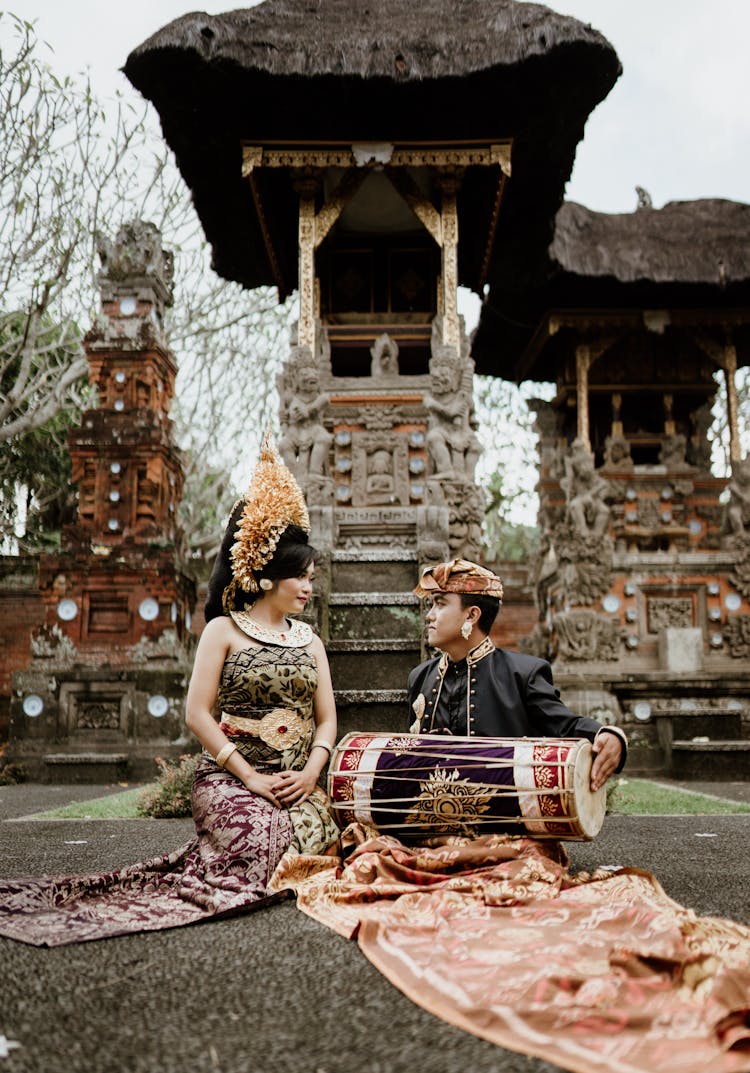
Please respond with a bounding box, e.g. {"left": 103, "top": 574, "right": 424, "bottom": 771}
{"left": 460, "top": 620, "right": 472, "bottom": 640}
{"left": 259, "top": 578, "right": 273, "bottom": 591}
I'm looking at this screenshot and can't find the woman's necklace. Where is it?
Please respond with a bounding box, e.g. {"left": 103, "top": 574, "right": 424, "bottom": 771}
{"left": 230, "top": 609, "right": 313, "bottom": 648}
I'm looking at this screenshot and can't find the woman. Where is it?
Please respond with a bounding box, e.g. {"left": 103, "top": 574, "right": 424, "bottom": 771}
{"left": 0, "top": 437, "right": 338, "bottom": 945}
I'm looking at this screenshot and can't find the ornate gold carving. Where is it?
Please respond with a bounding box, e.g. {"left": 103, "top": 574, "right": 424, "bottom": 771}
{"left": 241, "top": 146, "right": 264, "bottom": 177}
{"left": 440, "top": 191, "right": 459, "bottom": 348}
{"left": 242, "top": 142, "right": 513, "bottom": 171}
{"left": 298, "top": 197, "right": 316, "bottom": 350}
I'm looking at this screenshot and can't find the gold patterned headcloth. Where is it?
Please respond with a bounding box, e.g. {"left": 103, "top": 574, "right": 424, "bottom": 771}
{"left": 222, "top": 431, "right": 310, "bottom": 611}
{"left": 413, "top": 558, "right": 504, "bottom": 602}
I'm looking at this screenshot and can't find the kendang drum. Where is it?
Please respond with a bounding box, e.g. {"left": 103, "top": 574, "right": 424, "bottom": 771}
{"left": 328, "top": 733, "right": 606, "bottom": 841}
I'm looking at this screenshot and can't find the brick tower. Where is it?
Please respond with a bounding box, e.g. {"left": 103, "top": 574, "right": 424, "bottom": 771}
{"left": 9, "top": 221, "right": 195, "bottom": 781}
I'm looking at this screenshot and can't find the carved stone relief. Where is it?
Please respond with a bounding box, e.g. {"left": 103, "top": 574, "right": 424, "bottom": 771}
{"left": 553, "top": 611, "right": 622, "bottom": 662}
{"left": 647, "top": 597, "right": 694, "bottom": 633}
{"left": 729, "top": 536, "right": 750, "bottom": 598}
{"left": 725, "top": 614, "right": 750, "bottom": 658}
{"left": 351, "top": 432, "right": 410, "bottom": 507}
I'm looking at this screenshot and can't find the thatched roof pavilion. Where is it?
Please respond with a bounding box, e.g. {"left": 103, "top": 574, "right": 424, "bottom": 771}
{"left": 472, "top": 197, "right": 750, "bottom": 379}
{"left": 124, "top": 0, "right": 620, "bottom": 302}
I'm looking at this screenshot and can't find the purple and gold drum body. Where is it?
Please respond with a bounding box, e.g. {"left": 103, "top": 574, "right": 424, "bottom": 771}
{"left": 329, "top": 732, "right": 606, "bottom": 841}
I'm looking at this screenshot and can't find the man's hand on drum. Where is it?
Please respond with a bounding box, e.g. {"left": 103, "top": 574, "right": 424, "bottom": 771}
{"left": 272, "top": 768, "right": 318, "bottom": 806}
{"left": 590, "top": 732, "right": 623, "bottom": 792}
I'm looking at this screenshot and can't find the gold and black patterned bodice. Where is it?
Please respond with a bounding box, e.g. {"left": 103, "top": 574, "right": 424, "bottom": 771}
{"left": 216, "top": 643, "right": 318, "bottom": 770}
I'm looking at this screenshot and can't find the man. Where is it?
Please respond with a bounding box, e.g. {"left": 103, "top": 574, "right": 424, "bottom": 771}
{"left": 407, "top": 559, "right": 626, "bottom": 792}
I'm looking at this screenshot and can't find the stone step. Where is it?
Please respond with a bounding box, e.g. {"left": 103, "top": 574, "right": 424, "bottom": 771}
{"left": 327, "top": 640, "right": 420, "bottom": 691}
{"left": 334, "top": 689, "right": 408, "bottom": 739}
{"left": 330, "top": 550, "right": 419, "bottom": 595}
{"left": 671, "top": 740, "right": 750, "bottom": 780}
{"left": 328, "top": 591, "right": 422, "bottom": 641}
{"left": 43, "top": 753, "right": 129, "bottom": 784}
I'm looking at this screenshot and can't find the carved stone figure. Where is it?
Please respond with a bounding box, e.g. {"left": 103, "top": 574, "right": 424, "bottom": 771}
{"left": 370, "top": 334, "right": 399, "bottom": 377}
{"left": 658, "top": 433, "right": 691, "bottom": 471}
{"left": 725, "top": 614, "right": 750, "bottom": 659}
{"left": 278, "top": 346, "right": 332, "bottom": 483}
{"left": 440, "top": 480, "right": 484, "bottom": 561}
{"left": 365, "top": 449, "right": 397, "bottom": 505}
{"left": 647, "top": 597, "right": 694, "bottom": 634}
{"left": 553, "top": 611, "right": 622, "bottom": 662}
{"left": 424, "top": 344, "right": 480, "bottom": 481}
{"left": 724, "top": 455, "right": 750, "bottom": 545}
{"left": 687, "top": 401, "right": 714, "bottom": 470}
{"left": 602, "top": 434, "right": 633, "bottom": 471}
{"left": 561, "top": 439, "right": 610, "bottom": 541}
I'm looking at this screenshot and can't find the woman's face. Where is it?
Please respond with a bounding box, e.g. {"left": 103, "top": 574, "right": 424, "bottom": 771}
{"left": 272, "top": 562, "right": 315, "bottom": 613}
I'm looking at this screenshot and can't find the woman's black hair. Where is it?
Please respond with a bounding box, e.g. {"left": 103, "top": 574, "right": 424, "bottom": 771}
{"left": 459, "top": 592, "right": 501, "bottom": 635}
{"left": 204, "top": 511, "right": 316, "bottom": 622}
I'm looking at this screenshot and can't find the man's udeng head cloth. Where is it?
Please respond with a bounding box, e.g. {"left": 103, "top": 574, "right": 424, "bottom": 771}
{"left": 222, "top": 432, "right": 310, "bottom": 612}
{"left": 413, "top": 558, "right": 504, "bottom": 602}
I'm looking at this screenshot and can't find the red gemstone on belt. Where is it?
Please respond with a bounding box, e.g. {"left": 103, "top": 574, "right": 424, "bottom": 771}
{"left": 278, "top": 725, "right": 287, "bottom": 734}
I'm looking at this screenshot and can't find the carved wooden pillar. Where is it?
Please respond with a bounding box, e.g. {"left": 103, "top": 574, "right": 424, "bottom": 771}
{"left": 298, "top": 194, "right": 316, "bottom": 353}
{"left": 439, "top": 178, "right": 460, "bottom": 350}
{"left": 575, "top": 343, "right": 591, "bottom": 447}
{"left": 723, "top": 343, "right": 741, "bottom": 463}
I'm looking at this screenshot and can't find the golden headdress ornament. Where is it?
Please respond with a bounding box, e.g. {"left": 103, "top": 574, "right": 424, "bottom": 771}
{"left": 222, "top": 431, "right": 310, "bottom": 612}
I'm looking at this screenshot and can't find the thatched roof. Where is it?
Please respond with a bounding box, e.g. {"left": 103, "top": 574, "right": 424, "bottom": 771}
{"left": 124, "top": 0, "right": 620, "bottom": 295}
{"left": 551, "top": 199, "right": 750, "bottom": 286}
{"left": 126, "top": 0, "right": 613, "bottom": 82}
{"left": 472, "top": 197, "right": 750, "bottom": 378}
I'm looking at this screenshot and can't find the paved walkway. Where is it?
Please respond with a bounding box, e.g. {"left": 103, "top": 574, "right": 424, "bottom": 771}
{"left": 0, "top": 783, "right": 748, "bottom": 1073}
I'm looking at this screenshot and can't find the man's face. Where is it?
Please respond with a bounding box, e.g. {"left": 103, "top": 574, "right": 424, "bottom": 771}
{"left": 425, "top": 592, "right": 467, "bottom": 650}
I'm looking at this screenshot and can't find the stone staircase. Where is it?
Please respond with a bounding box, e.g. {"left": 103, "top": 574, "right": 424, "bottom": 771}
{"left": 651, "top": 704, "right": 750, "bottom": 779}
{"left": 325, "top": 549, "right": 423, "bottom": 740}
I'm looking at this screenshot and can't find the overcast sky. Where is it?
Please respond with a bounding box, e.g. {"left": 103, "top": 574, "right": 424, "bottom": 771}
{"left": 8, "top": 0, "right": 750, "bottom": 214}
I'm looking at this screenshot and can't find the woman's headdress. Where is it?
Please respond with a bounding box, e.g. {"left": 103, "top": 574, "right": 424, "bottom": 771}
{"left": 222, "top": 432, "right": 310, "bottom": 611}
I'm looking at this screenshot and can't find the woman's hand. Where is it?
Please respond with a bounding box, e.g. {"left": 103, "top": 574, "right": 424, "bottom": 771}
{"left": 243, "top": 770, "right": 283, "bottom": 807}
{"left": 272, "top": 768, "right": 318, "bottom": 806}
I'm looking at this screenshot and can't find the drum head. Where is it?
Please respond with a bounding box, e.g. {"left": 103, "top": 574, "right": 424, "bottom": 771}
{"left": 572, "top": 740, "right": 607, "bottom": 839}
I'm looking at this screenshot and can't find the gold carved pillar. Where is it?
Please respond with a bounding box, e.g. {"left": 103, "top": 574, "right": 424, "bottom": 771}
{"left": 439, "top": 175, "right": 460, "bottom": 350}
{"left": 723, "top": 343, "right": 741, "bottom": 463}
{"left": 575, "top": 344, "right": 591, "bottom": 447}
{"left": 297, "top": 194, "right": 316, "bottom": 352}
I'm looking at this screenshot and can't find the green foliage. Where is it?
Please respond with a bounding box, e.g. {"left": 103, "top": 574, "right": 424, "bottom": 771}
{"left": 136, "top": 753, "right": 199, "bottom": 818}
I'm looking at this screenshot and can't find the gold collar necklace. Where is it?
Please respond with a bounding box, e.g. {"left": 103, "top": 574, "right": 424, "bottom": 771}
{"left": 230, "top": 610, "right": 313, "bottom": 648}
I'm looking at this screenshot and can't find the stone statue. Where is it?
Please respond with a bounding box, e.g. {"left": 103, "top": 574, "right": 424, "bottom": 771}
{"left": 602, "top": 434, "right": 633, "bottom": 471}
{"left": 658, "top": 434, "right": 691, "bottom": 471}
{"left": 424, "top": 344, "right": 480, "bottom": 481}
{"left": 561, "top": 439, "right": 610, "bottom": 541}
{"left": 724, "top": 455, "right": 750, "bottom": 545}
{"left": 370, "top": 334, "right": 399, "bottom": 377}
{"left": 278, "top": 346, "right": 332, "bottom": 482}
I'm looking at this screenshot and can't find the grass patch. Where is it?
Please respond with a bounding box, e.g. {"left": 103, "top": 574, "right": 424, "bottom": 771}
{"left": 28, "top": 785, "right": 155, "bottom": 820}
{"left": 607, "top": 778, "right": 750, "bottom": 815}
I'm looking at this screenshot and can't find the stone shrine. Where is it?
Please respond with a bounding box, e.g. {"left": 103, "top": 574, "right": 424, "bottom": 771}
{"left": 472, "top": 198, "right": 750, "bottom": 775}
{"left": 124, "top": 0, "right": 621, "bottom": 737}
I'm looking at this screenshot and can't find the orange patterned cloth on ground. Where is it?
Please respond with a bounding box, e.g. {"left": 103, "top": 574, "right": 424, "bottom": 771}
{"left": 270, "top": 825, "right": 750, "bottom": 1073}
